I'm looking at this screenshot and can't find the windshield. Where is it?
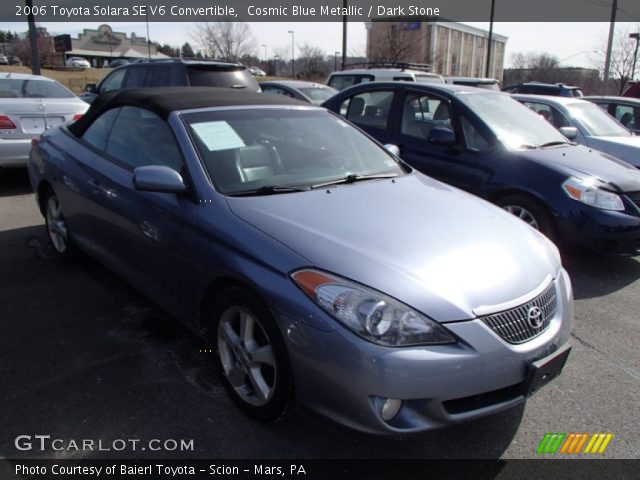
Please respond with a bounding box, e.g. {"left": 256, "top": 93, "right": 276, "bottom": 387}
{"left": 297, "top": 87, "right": 338, "bottom": 105}
{"left": 183, "top": 108, "right": 405, "bottom": 195}
{"left": 415, "top": 74, "right": 445, "bottom": 84}
{"left": 0, "top": 78, "right": 75, "bottom": 98}
{"left": 458, "top": 92, "right": 569, "bottom": 149}
{"left": 566, "top": 102, "right": 631, "bottom": 137}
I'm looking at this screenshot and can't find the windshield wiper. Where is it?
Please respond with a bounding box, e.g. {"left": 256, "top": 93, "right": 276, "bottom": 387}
{"left": 517, "top": 143, "right": 538, "bottom": 149}
{"left": 539, "top": 140, "right": 571, "bottom": 148}
{"left": 228, "top": 185, "right": 310, "bottom": 196}
{"left": 311, "top": 173, "right": 399, "bottom": 189}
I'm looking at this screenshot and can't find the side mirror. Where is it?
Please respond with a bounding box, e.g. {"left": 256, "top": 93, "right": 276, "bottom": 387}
{"left": 85, "top": 83, "right": 97, "bottom": 93}
{"left": 384, "top": 144, "right": 400, "bottom": 156}
{"left": 559, "top": 126, "right": 578, "bottom": 140}
{"left": 428, "top": 126, "right": 456, "bottom": 145}
{"left": 133, "top": 166, "right": 186, "bottom": 194}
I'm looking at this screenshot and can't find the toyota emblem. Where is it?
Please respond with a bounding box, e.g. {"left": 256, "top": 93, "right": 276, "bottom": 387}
{"left": 527, "top": 306, "right": 543, "bottom": 329}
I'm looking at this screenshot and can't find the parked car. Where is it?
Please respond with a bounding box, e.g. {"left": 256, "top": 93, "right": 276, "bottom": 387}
{"left": 29, "top": 86, "right": 572, "bottom": 434}
{"left": 80, "top": 59, "right": 260, "bottom": 104}
{"left": 584, "top": 96, "right": 640, "bottom": 134}
{"left": 446, "top": 77, "right": 500, "bottom": 91}
{"left": 0, "top": 54, "right": 8, "bottom": 65}
{"left": 249, "top": 66, "right": 266, "bottom": 76}
{"left": 7, "top": 56, "right": 22, "bottom": 66}
{"left": 66, "top": 56, "right": 91, "bottom": 69}
{"left": 623, "top": 81, "right": 640, "bottom": 98}
{"left": 323, "top": 82, "right": 640, "bottom": 255}
{"left": 503, "top": 82, "right": 583, "bottom": 97}
{"left": 260, "top": 80, "right": 337, "bottom": 105}
{"left": 0, "top": 73, "right": 88, "bottom": 169}
{"left": 327, "top": 64, "right": 444, "bottom": 91}
{"left": 514, "top": 95, "right": 640, "bottom": 168}
{"left": 108, "top": 58, "right": 130, "bottom": 68}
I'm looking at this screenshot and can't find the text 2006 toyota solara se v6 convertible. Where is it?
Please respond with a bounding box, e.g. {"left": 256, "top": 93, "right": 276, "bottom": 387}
{"left": 29, "top": 87, "right": 572, "bottom": 434}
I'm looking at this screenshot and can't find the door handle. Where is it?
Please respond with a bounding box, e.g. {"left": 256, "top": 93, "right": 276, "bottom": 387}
{"left": 87, "top": 178, "right": 104, "bottom": 193}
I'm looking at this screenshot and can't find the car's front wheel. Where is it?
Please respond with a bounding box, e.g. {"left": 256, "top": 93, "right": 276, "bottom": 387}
{"left": 210, "top": 287, "right": 293, "bottom": 422}
{"left": 44, "top": 189, "right": 75, "bottom": 259}
{"left": 496, "top": 194, "right": 557, "bottom": 242}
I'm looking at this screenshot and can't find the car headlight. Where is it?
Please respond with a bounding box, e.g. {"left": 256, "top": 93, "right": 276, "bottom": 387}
{"left": 291, "top": 269, "right": 455, "bottom": 346}
{"left": 562, "top": 177, "right": 624, "bottom": 211}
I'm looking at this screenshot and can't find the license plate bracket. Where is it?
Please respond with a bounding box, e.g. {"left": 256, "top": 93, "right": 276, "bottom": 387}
{"left": 523, "top": 344, "right": 571, "bottom": 397}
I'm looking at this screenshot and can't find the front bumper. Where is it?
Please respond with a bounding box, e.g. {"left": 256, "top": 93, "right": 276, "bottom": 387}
{"left": 557, "top": 202, "right": 640, "bottom": 255}
{"left": 280, "top": 269, "right": 573, "bottom": 434}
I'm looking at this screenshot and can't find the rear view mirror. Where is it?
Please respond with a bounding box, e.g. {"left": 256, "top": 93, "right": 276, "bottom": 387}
{"left": 84, "top": 83, "right": 97, "bottom": 93}
{"left": 429, "top": 127, "right": 456, "bottom": 145}
{"left": 133, "top": 166, "right": 186, "bottom": 194}
{"left": 559, "top": 126, "right": 578, "bottom": 140}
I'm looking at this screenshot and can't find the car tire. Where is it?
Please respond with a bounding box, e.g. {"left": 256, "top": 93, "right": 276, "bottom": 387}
{"left": 43, "top": 188, "right": 77, "bottom": 259}
{"left": 210, "top": 286, "right": 293, "bottom": 422}
{"left": 496, "top": 194, "right": 557, "bottom": 242}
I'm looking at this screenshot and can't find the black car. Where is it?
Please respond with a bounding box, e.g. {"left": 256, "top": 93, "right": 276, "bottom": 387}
{"left": 502, "top": 82, "right": 583, "bottom": 97}
{"left": 80, "top": 59, "right": 260, "bottom": 104}
{"left": 322, "top": 82, "right": 640, "bottom": 255}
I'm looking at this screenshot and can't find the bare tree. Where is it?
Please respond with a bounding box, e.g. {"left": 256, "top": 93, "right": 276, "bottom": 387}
{"left": 591, "top": 24, "right": 640, "bottom": 95}
{"left": 298, "top": 43, "right": 325, "bottom": 78}
{"left": 369, "top": 24, "right": 413, "bottom": 64}
{"left": 510, "top": 51, "right": 560, "bottom": 82}
{"left": 190, "top": 22, "right": 255, "bottom": 61}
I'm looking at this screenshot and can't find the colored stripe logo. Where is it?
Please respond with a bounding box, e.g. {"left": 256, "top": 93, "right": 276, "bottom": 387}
{"left": 537, "top": 433, "right": 613, "bottom": 454}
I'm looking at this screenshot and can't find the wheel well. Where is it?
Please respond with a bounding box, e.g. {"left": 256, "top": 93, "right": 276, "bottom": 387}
{"left": 489, "top": 189, "right": 561, "bottom": 240}
{"left": 36, "top": 181, "right": 53, "bottom": 216}
{"left": 198, "top": 276, "right": 268, "bottom": 336}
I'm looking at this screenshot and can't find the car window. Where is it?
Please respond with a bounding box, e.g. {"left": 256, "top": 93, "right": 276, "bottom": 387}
{"left": 328, "top": 74, "right": 374, "bottom": 90}
{"left": 148, "top": 66, "right": 172, "bottom": 87}
{"left": 522, "top": 101, "right": 554, "bottom": 123}
{"left": 0, "top": 78, "right": 75, "bottom": 98}
{"left": 566, "top": 102, "right": 631, "bottom": 137}
{"left": 100, "top": 68, "right": 126, "bottom": 93}
{"left": 401, "top": 93, "right": 452, "bottom": 139}
{"left": 104, "top": 106, "right": 183, "bottom": 171}
{"left": 186, "top": 66, "right": 259, "bottom": 91}
{"left": 341, "top": 90, "right": 393, "bottom": 130}
{"left": 262, "top": 86, "right": 294, "bottom": 97}
{"left": 82, "top": 108, "right": 121, "bottom": 151}
{"left": 614, "top": 105, "right": 637, "bottom": 130}
{"left": 183, "top": 108, "right": 405, "bottom": 194}
{"left": 461, "top": 116, "right": 490, "bottom": 152}
{"left": 125, "top": 66, "right": 148, "bottom": 88}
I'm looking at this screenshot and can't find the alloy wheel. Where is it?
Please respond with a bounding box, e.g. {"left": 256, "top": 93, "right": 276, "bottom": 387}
{"left": 502, "top": 205, "right": 540, "bottom": 230}
{"left": 46, "top": 195, "right": 68, "bottom": 253}
{"left": 217, "top": 306, "right": 277, "bottom": 407}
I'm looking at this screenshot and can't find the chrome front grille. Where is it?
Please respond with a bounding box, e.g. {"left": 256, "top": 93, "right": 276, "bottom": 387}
{"left": 625, "top": 191, "right": 640, "bottom": 209}
{"left": 480, "top": 282, "right": 557, "bottom": 344}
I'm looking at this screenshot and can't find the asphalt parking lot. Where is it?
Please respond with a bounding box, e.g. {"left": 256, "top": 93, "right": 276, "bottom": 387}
{"left": 1, "top": 168, "right": 638, "bottom": 460}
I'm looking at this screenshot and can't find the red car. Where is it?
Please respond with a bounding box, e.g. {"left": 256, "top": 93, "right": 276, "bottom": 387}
{"left": 623, "top": 81, "right": 640, "bottom": 98}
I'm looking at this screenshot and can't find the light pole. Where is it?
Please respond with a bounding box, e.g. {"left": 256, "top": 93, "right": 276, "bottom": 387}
{"left": 334, "top": 51, "right": 340, "bottom": 71}
{"left": 288, "top": 30, "right": 295, "bottom": 78}
{"left": 631, "top": 33, "right": 640, "bottom": 81}
{"left": 261, "top": 43, "right": 267, "bottom": 62}
{"left": 274, "top": 54, "right": 279, "bottom": 77}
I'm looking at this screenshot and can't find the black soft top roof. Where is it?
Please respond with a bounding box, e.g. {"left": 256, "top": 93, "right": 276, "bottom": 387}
{"left": 68, "top": 87, "right": 307, "bottom": 137}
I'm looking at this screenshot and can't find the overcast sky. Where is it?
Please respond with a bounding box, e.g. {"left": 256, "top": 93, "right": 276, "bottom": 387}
{"left": 0, "top": 21, "right": 637, "bottom": 69}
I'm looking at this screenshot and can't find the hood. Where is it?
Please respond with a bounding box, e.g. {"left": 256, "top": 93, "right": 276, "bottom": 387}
{"left": 226, "top": 174, "right": 560, "bottom": 322}
{"left": 516, "top": 144, "right": 640, "bottom": 192}
{"left": 584, "top": 135, "right": 640, "bottom": 168}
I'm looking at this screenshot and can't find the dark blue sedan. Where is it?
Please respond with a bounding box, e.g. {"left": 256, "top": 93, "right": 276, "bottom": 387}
{"left": 323, "top": 82, "right": 640, "bottom": 255}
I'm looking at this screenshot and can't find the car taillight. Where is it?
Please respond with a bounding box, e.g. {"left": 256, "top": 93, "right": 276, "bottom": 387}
{"left": 72, "top": 113, "right": 83, "bottom": 121}
{"left": 31, "top": 137, "right": 40, "bottom": 145}
{"left": 0, "top": 115, "right": 16, "bottom": 129}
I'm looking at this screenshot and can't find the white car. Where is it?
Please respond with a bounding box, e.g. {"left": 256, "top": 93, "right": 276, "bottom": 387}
{"left": 327, "top": 66, "right": 444, "bottom": 91}
{"left": 514, "top": 94, "right": 640, "bottom": 168}
{"left": 66, "top": 57, "right": 90, "bottom": 69}
{"left": 0, "top": 73, "right": 88, "bottom": 168}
